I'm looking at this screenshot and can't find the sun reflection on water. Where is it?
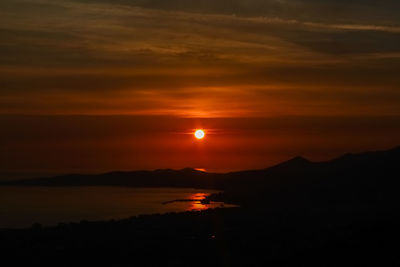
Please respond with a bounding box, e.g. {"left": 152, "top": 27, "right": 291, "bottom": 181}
{"left": 188, "top": 193, "right": 209, "bottom": 211}
{"left": 190, "top": 193, "right": 208, "bottom": 200}
{"left": 190, "top": 201, "right": 208, "bottom": 211}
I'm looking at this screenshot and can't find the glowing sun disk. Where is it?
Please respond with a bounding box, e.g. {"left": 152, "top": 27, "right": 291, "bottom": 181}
{"left": 195, "top": 129, "right": 205, "bottom": 140}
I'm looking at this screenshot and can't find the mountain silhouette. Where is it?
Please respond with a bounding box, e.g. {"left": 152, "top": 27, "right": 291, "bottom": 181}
{"left": 0, "top": 167, "right": 220, "bottom": 188}
{"left": 2, "top": 146, "right": 400, "bottom": 210}
{"left": 2, "top": 147, "right": 399, "bottom": 191}
{"left": 216, "top": 146, "right": 400, "bottom": 208}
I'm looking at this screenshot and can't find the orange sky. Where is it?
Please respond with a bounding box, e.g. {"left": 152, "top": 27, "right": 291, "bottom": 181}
{"left": 1, "top": 115, "right": 399, "bottom": 179}
{"left": 1, "top": 0, "right": 400, "bottom": 178}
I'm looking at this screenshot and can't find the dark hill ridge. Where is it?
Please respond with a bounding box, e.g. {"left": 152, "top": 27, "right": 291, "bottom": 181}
{"left": 2, "top": 146, "right": 400, "bottom": 193}
{"left": 0, "top": 167, "right": 223, "bottom": 189}
{"left": 2, "top": 146, "right": 400, "bottom": 209}
{"left": 211, "top": 148, "right": 400, "bottom": 210}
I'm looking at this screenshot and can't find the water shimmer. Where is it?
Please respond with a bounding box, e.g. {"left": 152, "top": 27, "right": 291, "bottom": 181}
{"left": 0, "top": 187, "right": 233, "bottom": 229}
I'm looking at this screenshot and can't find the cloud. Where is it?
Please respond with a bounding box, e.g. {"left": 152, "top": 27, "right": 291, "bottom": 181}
{"left": 0, "top": 0, "right": 400, "bottom": 117}
{"left": 74, "top": 0, "right": 400, "bottom": 25}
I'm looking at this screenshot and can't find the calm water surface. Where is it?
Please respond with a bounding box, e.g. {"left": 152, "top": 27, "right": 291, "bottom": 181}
{"left": 0, "top": 187, "right": 234, "bottom": 229}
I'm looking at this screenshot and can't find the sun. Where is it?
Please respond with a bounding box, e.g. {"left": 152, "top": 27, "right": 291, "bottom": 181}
{"left": 194, "top": 129, "right": 205, "bottom": 140}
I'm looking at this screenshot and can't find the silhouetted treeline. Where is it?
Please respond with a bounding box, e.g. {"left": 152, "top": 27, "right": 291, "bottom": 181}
{"left": 1, "top": 207, "right": 400, "bottom": 266}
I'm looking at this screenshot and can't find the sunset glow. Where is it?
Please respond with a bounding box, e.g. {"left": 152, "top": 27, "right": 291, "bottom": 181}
{"left": 0, "top": 0, "right": 399, "bottom": 177}
{"left": 194, "top": 130, "right": 205, "bottom": 140}
{"left": 1, "top": 1, "right": 399, "bottom": 265}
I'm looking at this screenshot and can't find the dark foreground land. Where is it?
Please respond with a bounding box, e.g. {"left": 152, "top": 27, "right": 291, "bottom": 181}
{"left": 1, "top": 147, "right": 400, "bottom": 266}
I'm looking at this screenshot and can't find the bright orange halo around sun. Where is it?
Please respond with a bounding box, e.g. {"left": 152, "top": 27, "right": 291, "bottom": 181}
{"left": 194, "top": 129, "right": 205, "bottom": 140}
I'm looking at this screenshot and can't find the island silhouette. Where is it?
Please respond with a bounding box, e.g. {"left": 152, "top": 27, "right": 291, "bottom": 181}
{"left": 1, "top": 146, "right": 400, "bottom": 266}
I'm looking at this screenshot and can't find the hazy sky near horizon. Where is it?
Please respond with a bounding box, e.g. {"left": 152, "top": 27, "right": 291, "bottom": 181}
{"left": 1, "top": 0, "right": 400, "bottom": 177}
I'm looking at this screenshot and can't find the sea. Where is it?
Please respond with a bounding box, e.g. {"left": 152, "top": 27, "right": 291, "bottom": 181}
{"left": 0, "top": 186, "right": 235, "bottom": 229}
